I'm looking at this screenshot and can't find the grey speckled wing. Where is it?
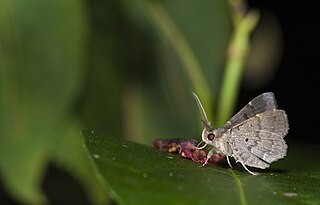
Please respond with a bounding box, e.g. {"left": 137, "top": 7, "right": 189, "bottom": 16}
{"left": 224, "top": 92, "right": 278, "bottom": 131}
{"left": 225, "top": 109, "right": 289, "bottom": 169}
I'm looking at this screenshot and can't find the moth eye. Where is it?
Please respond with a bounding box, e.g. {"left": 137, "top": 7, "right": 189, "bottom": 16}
{"left": 207, "top": 133, "right": 215, "bottom": 141}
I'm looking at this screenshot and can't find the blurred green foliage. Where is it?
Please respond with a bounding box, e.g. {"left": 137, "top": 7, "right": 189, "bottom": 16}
{"left": 0, "top": 0, "right": 278, "bottom": 204}
{"left": 0, "top": 0, "right": 107, "bottom": 204}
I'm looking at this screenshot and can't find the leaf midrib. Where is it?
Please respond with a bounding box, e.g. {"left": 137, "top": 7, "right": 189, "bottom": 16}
{"left": 230, "top": 170, "right": 248, "bottom": 205}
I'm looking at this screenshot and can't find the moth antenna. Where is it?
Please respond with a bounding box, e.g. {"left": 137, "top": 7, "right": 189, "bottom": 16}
{"left": 201, "top": 120, "right": 212, "bottom": 131}
{"left": 192, "top": 92, "right": 211, "bottom": 130}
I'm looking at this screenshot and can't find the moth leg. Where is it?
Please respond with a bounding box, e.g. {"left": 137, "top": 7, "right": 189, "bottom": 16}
{"left": 226, "top": 155, "right": 233, "bottom": 168}
{"left": 239, "top": 161, "right": 258, "bottom": 175}
{"left": 200, "top": 148, "right": 215, "bottom": 167}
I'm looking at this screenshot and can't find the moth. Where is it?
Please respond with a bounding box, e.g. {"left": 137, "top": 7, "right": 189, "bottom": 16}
{"left": 193, "top": 92, "right": 289, "bottom": 175}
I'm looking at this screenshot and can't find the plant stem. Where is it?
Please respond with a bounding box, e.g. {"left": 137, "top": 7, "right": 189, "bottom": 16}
{"left": 217, "top": 1, "right": 259, "bottom": 126}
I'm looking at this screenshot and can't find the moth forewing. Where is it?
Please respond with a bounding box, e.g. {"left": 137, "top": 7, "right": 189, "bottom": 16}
{"left": 224, "top": 92, "right": 278, "bottom": 130}
{"left": 226, "top": 109, "right": 288, "bottom": 169}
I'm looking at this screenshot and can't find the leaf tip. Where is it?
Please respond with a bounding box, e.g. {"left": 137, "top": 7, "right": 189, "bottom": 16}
{"left": 80, "top": 129, "right": 98, "bottom": 146}
{"left": 80, "top": 129, "right": 96, "bottom": 136}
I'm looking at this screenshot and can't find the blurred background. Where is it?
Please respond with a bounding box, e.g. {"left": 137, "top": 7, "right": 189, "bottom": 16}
{"left": 0, "top": 0, "right": 319, "bottom": 205}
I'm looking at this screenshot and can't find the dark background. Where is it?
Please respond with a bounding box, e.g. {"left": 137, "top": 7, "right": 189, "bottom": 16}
{"left": 241, "top": 1, "right": 320, "bottom": 144}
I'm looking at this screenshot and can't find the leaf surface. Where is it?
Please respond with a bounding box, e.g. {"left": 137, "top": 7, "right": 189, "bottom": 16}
{"left": 83, "top": 129, "right": 320, "bottom": 205}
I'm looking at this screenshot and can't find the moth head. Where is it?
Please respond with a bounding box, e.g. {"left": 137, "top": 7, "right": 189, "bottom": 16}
{"left": 201, "top": 120, "right": 215, "bottom": 144}
{"left": 193, "top": 92, "right": 215, "bottom": 147}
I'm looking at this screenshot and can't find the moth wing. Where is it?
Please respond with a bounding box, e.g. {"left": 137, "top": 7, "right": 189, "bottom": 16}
{"left": 226, "top": 109, "right": 288, "bottom": 169}
{"left": 224, "top": 92, "right": 278, "bottom": 130}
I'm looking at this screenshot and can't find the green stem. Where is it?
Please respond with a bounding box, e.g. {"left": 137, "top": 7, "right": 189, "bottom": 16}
{"left": 217, "top": 4, "right": 259, "bottom": 126}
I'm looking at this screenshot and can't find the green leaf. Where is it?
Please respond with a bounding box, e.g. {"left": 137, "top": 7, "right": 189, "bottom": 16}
{"left": 0, "top": 1, "right": 107, "bottom": 204}
{"left": 50, "top": 121, "right": 109, "bottom": 205}
{"left": 83, "top": 129, "right": 320, "bottom": 205}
